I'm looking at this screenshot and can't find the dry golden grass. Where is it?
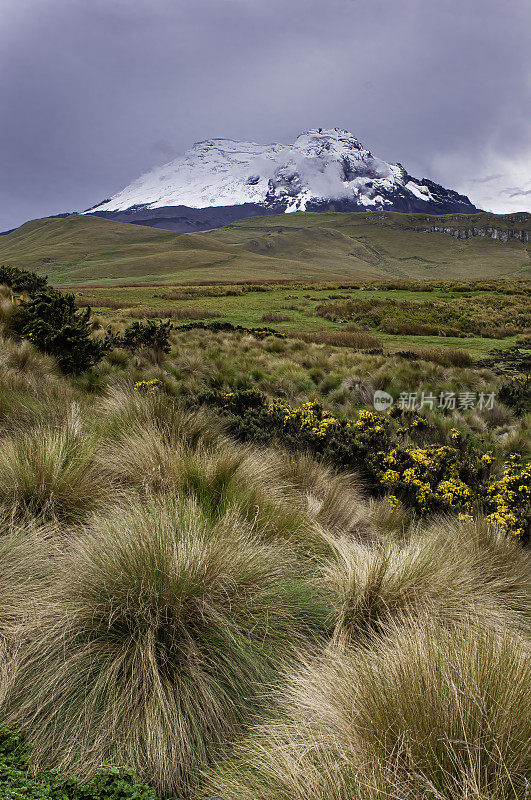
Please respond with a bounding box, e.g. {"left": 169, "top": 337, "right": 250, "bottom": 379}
{"left": 96, "top": 425, "right": 336, "bottom": 556}
{"left": 0, "top": 405, "right": 108, "bottom": 522}
{"left": 264, "top": 449, "right": 367, "bottom": 537}
{"left": 95, "top": 384, "right": 224, "bottom": 448}
{"left": 412, "top": 346, "right": 474, "bottom": 367}
{"left": 1, "top": 495, "right": 330, "bottom": 796}
{"left": 0, "top": 514, "right": 55, "bottom": 643}
{"left": 0, "top": 337, "right": 79, "bottom": 433}
{"left": 326, "top": 516, "right": 531, "bottom": 644}
{"left": 198, "top": 617, "right": 531, "bottom": 800}
{"left": 0, "top": 514, "right": 58, "bottom": 702}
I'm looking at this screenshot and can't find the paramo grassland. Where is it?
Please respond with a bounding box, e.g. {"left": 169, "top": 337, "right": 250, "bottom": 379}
{"left": 0, "top": 266, "right": 529, "bottom": 799}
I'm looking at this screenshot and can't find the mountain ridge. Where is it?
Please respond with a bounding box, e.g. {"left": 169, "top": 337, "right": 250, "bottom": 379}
{"left": 84, "top": 128, "right": 479, "bottom": 232}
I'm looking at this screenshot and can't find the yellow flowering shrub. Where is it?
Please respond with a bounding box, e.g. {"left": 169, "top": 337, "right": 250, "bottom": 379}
{"left": 376, "top": 444, "right": 480, "bottom": 516}
{"left": 485, "top": 456, "right": 531, "bottom": 540}
{"left": 266, "top": 400, "right": 344, "bottom": 439}
{"left": 134, "top": 379, "right": 161, "bottom": 394}
{"left": 198, "top": 389, "right": 530, "bottom": 542}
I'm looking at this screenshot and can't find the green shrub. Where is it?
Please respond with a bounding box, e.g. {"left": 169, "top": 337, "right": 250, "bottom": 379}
{"left": 113, "top": 320, "right": 172, "bottom": 353}
{"left": 9, "top": 289, "right": 109, "bottom": 374}
{"left": 0, "top": 726, "right": 159, "bottom": 799}
{"left": 0, "top": 265, "right": 47, "bottom": 294}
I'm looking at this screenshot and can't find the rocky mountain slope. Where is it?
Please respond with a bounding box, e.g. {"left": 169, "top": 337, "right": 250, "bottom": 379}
{"left": 85, "top": 128, "right": 479, "bottom": 232}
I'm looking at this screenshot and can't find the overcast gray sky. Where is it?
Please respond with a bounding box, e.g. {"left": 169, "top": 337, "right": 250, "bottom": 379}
{"left": 1, "top": 0, "right": 530, "bottom": 231}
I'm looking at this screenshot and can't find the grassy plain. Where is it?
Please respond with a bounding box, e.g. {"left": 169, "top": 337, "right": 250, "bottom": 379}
{"left": 71, "top": 282, "right": 527, "bottom": 358}
{"left": 0, "top": 318, "right": 529, "bottom": 797}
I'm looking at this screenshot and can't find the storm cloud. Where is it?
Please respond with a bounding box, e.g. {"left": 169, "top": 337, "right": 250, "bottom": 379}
{"left": 1, "top": 0, "right": 530, "bottom": 230}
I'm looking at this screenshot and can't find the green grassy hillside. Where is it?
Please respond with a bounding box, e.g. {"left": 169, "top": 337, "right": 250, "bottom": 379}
{"left": 0, "top": 211, "right": 529, "bottom": 285}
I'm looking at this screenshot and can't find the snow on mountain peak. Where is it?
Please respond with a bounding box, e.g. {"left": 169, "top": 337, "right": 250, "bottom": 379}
{"left": 86, "top": 128, "right": 475, "bottom": 217}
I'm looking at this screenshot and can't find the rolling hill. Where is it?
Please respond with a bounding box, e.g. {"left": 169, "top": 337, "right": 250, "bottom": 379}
{"left": 0, "top": 210, "right": 529, "bottom": 285}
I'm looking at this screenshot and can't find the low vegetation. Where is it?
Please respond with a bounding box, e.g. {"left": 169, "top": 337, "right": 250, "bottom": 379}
{"left": 197, "top": 390, "right": 531, "bottom": 541}
{"left": 199, "top": 618, "right": 530, "bottom": 800}
{"left": 316, "top": 291, "right": 531, "bottom": 338}
{"left": 0, "top": 266, "right": 528, "bottom": 799}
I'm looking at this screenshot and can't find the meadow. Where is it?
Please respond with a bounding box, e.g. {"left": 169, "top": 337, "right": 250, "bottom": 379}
{"left": 0, "top": 264, "right": 529, "bottom": 798}
{"left": 65, "top": 278, "right": 529, "bottom": 359}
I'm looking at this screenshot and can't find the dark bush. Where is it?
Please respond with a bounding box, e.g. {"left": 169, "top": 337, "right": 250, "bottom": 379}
{"left": 0, "top": 265, "right": 48, "bottom": 294}
{"left": 478, "top": 345, "right": 531, "bottom": 378}
{"left": 113, "top": 319, "right": 172, "bottom": 353}
{"left": 9, "top": 289, "right": 109, "bottom": 374}
{"left": 498, "top": 376, "right": 531, "bottom": 416}
{"left": 176, "top": 320, "right": 286, "bottom": 339}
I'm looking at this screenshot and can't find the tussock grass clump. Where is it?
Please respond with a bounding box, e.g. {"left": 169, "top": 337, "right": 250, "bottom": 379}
{"left": 2, "top": 496, "right": 330, "bottom": 796}
{"left": 0, "top": 518, "right": 53, "bottom": 642}
{"left": 0, "top": 406, "right": 106, "bottom": 522}
{"left": 96, "top": 392, "right": 345, "bottom": 552}
{"left": 0, "top": 337, "right": 67, "bottom": 399}
{"left": 0, "top": 337, "right": 60, "bottom": 379}
{"left": 0, "top": 299, "right": 14, "bottom": 329}
{"left": 327, "top": 516, "right": 531, "bottom": 643}
{"left": 0, "top": 337, "right": 77, "bottom": 432}
{"left": 96, "top": 385, "right": 224, "bottom": 449}
{"left": 366, "top": 495, "right": 413, "bottom": 537}
{"left": 413, "top": 346, "right": 474, "bottom": 367}
{"left": 266, "top": 450, "right": 367, "bottom": 536}
{"left": 0, "top": 516, "right": 57, "bottom": 699}
{"left": 98, "top": 427, "right": 335, "bottom": 555}
{"left": 199, "top": 618, "right": 531, "bottom": 800}
{"left": 74, "top": 296, "right": 132, "bottom": 309}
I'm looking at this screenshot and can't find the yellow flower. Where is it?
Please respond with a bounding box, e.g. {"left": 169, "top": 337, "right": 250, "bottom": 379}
{"left": 134, "top": 379, "right": 161, "bottom": 393}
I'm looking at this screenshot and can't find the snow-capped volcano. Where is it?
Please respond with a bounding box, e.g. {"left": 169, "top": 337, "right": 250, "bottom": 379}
{"left": 85, "top": 128, "right": 478, "bottom": 232}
